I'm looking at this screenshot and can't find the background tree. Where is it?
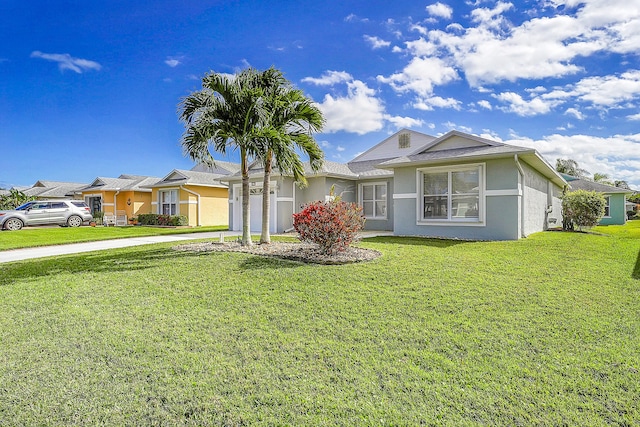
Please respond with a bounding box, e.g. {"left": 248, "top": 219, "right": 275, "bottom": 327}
{"left": 593, "top": 172, "right": 614, "bottom": 186}
{"left": 179, "top": 68, "right": 266, "bottom": 246}
{"left": 614, "top": 180, "right": 630, "bottom": 189}
{"left": 0, "top": 189, "right": 35, "bottom": 210}
{"left": 255, "top": 68, "right": 324, "bottom": 244}
{"left": 555, "top": 158, "right": 589, "bottom": 178}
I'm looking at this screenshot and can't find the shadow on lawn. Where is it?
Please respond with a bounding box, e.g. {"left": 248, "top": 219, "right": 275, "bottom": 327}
{"left": 633, "top": 249, "right": 640, "bottom": 280}
{"left": 0, "top": 245, "right": 304, "bottom": 286}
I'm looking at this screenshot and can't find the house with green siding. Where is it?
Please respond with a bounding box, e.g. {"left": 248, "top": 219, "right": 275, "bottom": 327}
{"left": 563, "top": 176, "right": 633, "bottom": 225}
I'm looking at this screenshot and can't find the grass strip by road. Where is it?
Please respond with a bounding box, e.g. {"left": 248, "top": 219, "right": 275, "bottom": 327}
{"left": 0, "top": 225, "right": 228, "bottom": 251}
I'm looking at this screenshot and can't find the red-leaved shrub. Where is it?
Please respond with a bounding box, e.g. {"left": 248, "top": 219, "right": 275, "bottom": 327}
{"left": 293, "top": 198, "right": 365, "bottom": 254}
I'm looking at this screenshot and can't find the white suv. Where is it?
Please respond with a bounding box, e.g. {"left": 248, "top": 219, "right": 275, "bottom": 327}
{"left": 0, "top": 200, "right": 93, "bottom": 231}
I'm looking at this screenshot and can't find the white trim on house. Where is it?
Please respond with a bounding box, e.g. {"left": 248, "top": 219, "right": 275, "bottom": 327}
{"left": 276, "top": 197, "right": 294, "bottom": 202}
{"left": 179, "top": 200, "right": 197, "bottom": 204}
{"left": 393, "top": 193, "right": 417, "bottom": 199}
{"left": 415, "top": 162, "right": 486, "bottom": 227}
{"left": 102, "top": 202, "right": 114, "bottom": 207}
{"left": 604, "top": 195, "right": 611, "bottom": 218}
{"left": 485, "top": 189, "right": 521, "bottom": 197}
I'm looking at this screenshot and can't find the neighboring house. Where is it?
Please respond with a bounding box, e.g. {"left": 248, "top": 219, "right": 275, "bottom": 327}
{"left": 224, "top": 129, "right": 566, "bottom": 240}
{"left": 147, "top": 168, "right": 234, "bottom": 226}
{"left": 564, "top": 176, "right": 633, "bottom": 225}
{"left": 22, "top": 180, "right": 88, "bottom": 199}
{"left": 78, "top": 174, "right": 161, "bottom": 219}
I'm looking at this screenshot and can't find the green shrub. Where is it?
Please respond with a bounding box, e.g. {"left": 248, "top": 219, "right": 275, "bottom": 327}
{"left": 562, "top": 190, "right": 606, "bottom": 231}
{"left": 136, "top": 213, "right": 189, "bottom": 226}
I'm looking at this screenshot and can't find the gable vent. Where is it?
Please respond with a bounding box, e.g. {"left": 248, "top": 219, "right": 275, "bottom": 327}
{"left": 398, "top": 132, "right": 411, "bottom": 149}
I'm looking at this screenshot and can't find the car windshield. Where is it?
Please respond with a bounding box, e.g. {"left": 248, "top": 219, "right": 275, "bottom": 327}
{"left": 15, "top": 202, "right": 35, "bottom": 211}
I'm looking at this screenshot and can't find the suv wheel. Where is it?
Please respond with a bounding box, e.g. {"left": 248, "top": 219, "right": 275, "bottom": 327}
{"left": 67, "top": 215, "right": 83, "bottom": 227}
{"left": 4, "top": 218, "right": 24, "bottom": 231}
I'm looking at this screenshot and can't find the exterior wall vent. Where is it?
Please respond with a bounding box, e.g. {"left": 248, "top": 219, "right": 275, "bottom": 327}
{"left": 398, "top": 132, "right": 411, "bottom": 149}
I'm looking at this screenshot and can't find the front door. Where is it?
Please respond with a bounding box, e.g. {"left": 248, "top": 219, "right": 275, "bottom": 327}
{"left": 232, "top": 183, "right": 277, "bottom": 233}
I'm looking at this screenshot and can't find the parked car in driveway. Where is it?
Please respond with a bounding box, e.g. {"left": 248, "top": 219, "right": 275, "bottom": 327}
{"left": 0, "top": 200, "right": 93, "bottom": 231}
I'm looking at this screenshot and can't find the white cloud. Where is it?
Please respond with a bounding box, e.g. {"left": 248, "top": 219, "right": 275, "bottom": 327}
{"left": 345, "top": 14, "right": 369, "bottom": 23}
{"left": 302, "top": 70, "right": 353, "bottom": 86}
{"left": 363, "top": 35, "right": 391, "bottom": 49}
{"left": 164, "top": 58, "right": 181, "bottom": 67}
{"left": 543, "top": 70, "right": 640, "bottom": 107}
{"left": 477, "top": 100, "right": 492, "bottom": 110}
{"left": 377, "top": 56, "right": 458, "bottom": 97}
{"left": 509, "top": 132, "right": 640, "bottom": 189}
{"left": 384, "top": 115, "right": 425, "bottom": 128}
{"left": 336, "top": 146, "right": 346, "bottom": 152}
{"left": 30, "top": 51, "right": 101, "bottom": 73}
{"left": 314, "top": 80, "right": 385, "bottom": 135}
{"left": 493, "top": 92, "right": 560, "bottom": 116}
{"left": 426, "top": 2, "right": 453, "bottom": 19}
{"left": 628, "top": 113, "right": 640, "bottom": 121}
{"left": 564, "top": 107, "right": 584, "bottom": 120}
{"left": 413, "top": 96, "right": 461, "bottom": 110}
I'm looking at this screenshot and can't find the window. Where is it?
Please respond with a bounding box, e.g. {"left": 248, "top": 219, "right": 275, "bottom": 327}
{"left": 360, "top": 182, "right": 387, "bottom": 219}
{"left": 159, "top": 189, "right": 178, "bottom": 215}
{"left": 419, "top": 164, "right": 482, "bottom": 223}
{"left": 604, "top": 196, "right": 611, "bottom": 217}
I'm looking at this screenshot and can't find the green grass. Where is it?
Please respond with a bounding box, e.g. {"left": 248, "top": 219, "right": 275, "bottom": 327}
{"left": 0, "top": 225, "right": 228, "bottom": 251}
{"left": 0, "top": 228, "right": 639, "bottom": 425}
{"left": 594, "top": 218, "right": 640, "bottom": 239}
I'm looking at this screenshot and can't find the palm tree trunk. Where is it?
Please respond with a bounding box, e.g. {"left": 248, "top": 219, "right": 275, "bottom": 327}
{"left": 240, "top": 147, "right": 252, "bottom": 246}
{"left": 260, "top": 151, "right": 272, "bottom": 244}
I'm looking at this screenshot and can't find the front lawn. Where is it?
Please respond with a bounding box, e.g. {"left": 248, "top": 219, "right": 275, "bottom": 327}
{"left": 0, "top": 230, "right": 638, "bottom": 425}
{"left": 0, "top": 225, "right": 228, "bottom": 251}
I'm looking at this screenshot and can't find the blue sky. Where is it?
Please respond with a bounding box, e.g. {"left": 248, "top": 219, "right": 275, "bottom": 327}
{"left": 1, "top": 0, "right": 639, "bottom": 189}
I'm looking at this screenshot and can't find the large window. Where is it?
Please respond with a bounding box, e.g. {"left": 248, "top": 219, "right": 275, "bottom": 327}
{"left": 159, "top": 189, "right": 178, "bottom": 215}
{"left": 360, "top": 182, "right": 387, "bottom": 219}
{"left": 604, "top": 196, "right": 611, "bottom": 217}
{"left": 419, "top": 165, "right": 482, "bottom": 223}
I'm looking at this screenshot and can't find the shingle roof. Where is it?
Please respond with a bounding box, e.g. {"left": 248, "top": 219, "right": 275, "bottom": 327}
{"left": 82, "top": 175, "right": 161, "bottom": 192}
{"left": 378, "top": 144, "right": 533, "bottom": 168}
{"left": 567, "top": 178, "right": 633, "bottom": 194}
{"left": 22, "top": 180, "right": 88, "bottom": 198}
{"left": 150, "top": 169, "right": 228, "bottom": 188}
{"left": 190, "top": 161, "right": 241, "bottom": 175}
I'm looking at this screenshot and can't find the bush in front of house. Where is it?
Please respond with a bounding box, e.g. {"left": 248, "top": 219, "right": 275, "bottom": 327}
{"left": 137, "top": 213, "right": 189, "bottom": 226}
{"left": 562, "top": 190, "right": 606, "bottom": 231}
{"left": 293, "top": 197, "right": 365, "bottom": 255}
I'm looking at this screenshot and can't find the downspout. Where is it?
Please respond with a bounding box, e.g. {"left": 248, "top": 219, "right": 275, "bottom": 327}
{"left": 514, "top": 155, "right": 525, "bottom": 238}
{"left": 180, "top": 185, "right": 201, "bottom": 226}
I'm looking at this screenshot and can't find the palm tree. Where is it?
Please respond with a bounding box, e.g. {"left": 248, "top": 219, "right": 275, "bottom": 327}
{"left": 179, "top": 68, "right": 266, "bottom": 246}
{"left": 593, "top": 172, "right": 614, "bottom": 186}
{"left": 555, "top": 158, "right": 589, "bottom": 178}
{"left": 254, "top": 68, "right": 324, "bottom": 244}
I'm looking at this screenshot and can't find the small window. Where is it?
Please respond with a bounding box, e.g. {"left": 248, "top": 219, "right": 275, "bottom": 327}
{"left": 159, "top": 189, "right": 178, "bottom": 215}
{"left": 604, "top": 196, "right": 611, "bottom": 217}
{"left": 398, "top": 133, "right": 411, "bottom": 149}
{"left": 360, "top": 182, "right": 387, "bottom": 220}
{"left": 50, "top": 202, "right": 67, "bottom": 209}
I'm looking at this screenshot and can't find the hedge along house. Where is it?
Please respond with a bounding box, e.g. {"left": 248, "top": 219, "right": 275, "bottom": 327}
{"left": 224, "top": 129, "right": 567, "bottom": 240}
{"left": 78, "top": 174, "right": 160, "bottom": 219}
{"left": 146, "top": 169, "right": 234, "bottom": 227}
{"left": 563, "top": 176, "right": 633, "bottom": 225}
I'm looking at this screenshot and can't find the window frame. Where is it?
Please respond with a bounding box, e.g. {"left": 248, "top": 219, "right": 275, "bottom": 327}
{"left": 158, "top": 189, "right": 178, "bottom": 215}
{"left": 416, "top": 163, "right": 485, "bottom": 226}
{"left": 604, "top": 195, "right": 611, "bottom": 218}
{"left": 359, "top": 181, "right": 388, "bottom": 220}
